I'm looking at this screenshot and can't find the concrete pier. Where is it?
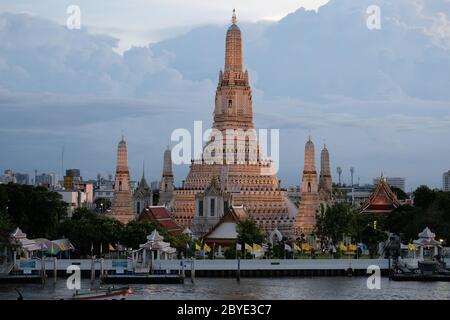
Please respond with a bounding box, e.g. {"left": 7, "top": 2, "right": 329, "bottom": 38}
{"left": 6, "top": 258, "right": 448, "bottom": 279}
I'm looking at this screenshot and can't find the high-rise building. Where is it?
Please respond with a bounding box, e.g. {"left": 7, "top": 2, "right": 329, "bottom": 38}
{"left": 443, "top": 170, "right": 450, "bottom": 191}
{"left": 169, "top": 11, "right": 296, "bottom": 238}
{"left": 373, "top": 177, "right": 405, "bottom": 192}
{"left": 64, "top": 169, "right": 82, "bottom": 189}
{"left": 110, "top": 133, "right": 134, "bottom": 223}
{"left": 0, "top": 169, "right": 16, "bottom": 184}
{"left": 35, "top": 172, "right": 58, "bottom": 187}
{"left": 15, "top": 173, "right": 30, "bottom": 185}
{"left": 296, "top": 136, "right": 321, "bottom": 236}
{"left": 158, "top": 146, "right": 175, "bottom": 206}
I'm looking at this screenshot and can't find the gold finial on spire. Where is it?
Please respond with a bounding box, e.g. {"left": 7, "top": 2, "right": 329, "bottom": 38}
{"left": 232, "top": 8, "right": 237, "bottom": 24}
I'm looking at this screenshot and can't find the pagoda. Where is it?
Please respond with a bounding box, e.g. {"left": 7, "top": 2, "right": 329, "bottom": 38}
{"left": 295, "top": 136, "right": 321, "bottom": 235}
{"left": 169, "top": 10, "right": 297, "bottom": 238}
{"left": 110, "top": 133, "right": 134, "bottom": 223}
{"left": 360, "top": 175, "right": 400, "bottom": 214}
{"left": 158, "top": 145, "right": 175, "bottom": 206}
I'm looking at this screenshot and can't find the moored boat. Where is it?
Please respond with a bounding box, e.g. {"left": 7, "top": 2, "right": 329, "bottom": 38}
{"left": 70, "top": 286, "right": 133, "bottom": 300}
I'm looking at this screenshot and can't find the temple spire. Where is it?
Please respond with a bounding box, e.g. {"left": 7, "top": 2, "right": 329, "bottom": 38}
{"left": 224, "top": 9, "right": 243, "bottom": 73}
{"left": 110, "top": 133, "right": 134, "bottom": 223}
{"left": 232, "top": 9, "right": 237, "bottom": 24}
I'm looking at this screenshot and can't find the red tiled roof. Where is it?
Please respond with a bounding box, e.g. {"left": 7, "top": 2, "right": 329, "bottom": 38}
{"left": 138, "top": 206, "right": 182, "bottom": 235}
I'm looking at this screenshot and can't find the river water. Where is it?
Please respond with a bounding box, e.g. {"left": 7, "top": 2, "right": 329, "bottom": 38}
{"left": 1, "top": 277, "right": 449, "bottom": 300}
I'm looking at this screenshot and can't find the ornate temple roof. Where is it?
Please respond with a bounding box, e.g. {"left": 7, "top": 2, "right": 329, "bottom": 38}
{"left": 202, "top": 205, "right": 245, "bottom": 243}
{"left": 134, "top": 168, "right": 152, "bottom": 198}
{"left": 139, "top": 206, "right": 182, "bottom": 235}
{"left": 360, "top": 176, "right": 401, "bottom": 214}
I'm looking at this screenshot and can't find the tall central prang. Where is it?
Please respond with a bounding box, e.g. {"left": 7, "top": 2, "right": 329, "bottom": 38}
{"left": 169, "top": 11, "right": 297, "bottom": 238}
{"left": 213, "top": 9, "right": 254, "bottom": 132}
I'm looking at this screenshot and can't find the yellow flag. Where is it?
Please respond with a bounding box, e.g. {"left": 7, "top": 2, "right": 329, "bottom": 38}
{"left": 195, "top": 244, "right": 201, "bottom": 251}
{"left": 203, "top": 243, "right": 211, "bottom": 253}
{"left": 301, "top": 243, "right": 310, "bottom": 251}
{"left": 109, "top": 243, "right": 116, "bottom": 251}
{"left": 100, "top": 243, "right": 103, "bottom": 254}
{"left": 293, "top": 243, "right": 301, "bottom": 252}
{"left": 253, "top": 243, "right": 262, "bottom": 252}
{"left": 245, "top": 243, "right": 252, "bottom": 252}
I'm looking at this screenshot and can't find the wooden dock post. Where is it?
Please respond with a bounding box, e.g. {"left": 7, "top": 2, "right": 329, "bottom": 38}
{"left": 41, "top": 257, "right": 46, "bottom": 284}
{"left": 100, "top": 258, "right": 104, "bottom": 281}
{"left": 53, "top": 257, "right": 57, "bottom": 284}
{"left": 90, "top": 258, "right": 95, "bottom": 283}
{"left": 190, "top": 259, "right": 195, "bottom": 284}
{"left": 236, "top": 258, "right": 241, "bottom": 282}
{"left": 181, "top": 259, "right": 185, "bottom": 279}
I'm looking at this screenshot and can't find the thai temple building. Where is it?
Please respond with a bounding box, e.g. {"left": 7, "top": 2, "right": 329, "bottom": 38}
{"left": 360, "top": 175, "right": 401, "bottom": 214}
{"left": 158, "top": 146, "right": 175, "bottom": 206}
{"left": 110, "top": 133, "right": 134, "bottom": 223}
{"left": 169, "top": 10, "right": 297, "bottom": 239}
{"left": 133, "top": 165, "right": 153, "bottom": 215}
{"left": 295, "top": 137, "right": 321, "bottom": 235}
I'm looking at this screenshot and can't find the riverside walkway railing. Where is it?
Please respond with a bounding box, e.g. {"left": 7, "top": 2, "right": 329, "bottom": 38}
{"left": 14, "top": 257, "right": 449, "bottom": 273}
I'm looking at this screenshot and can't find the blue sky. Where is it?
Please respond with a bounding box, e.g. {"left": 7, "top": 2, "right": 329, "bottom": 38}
{"left": 0, "top": 0, "right": 449, "bottom": 190}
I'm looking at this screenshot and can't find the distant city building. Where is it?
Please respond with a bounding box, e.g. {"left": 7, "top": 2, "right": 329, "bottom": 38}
{"left": 56, "top": 190, "right": 88, "bottom": 218}
{"left": 94, "top": 178, "right": 115, "bottom": 202}
{"left": 35, "top": 172, "right": 58, "bottom": 187}
{"left": 373, "top": 177, "right": 405, "bottom": 192}
{"left": 443, "top": 170, "right": 450, "bottom": 191}
{"left": 15, "top": 173, "right": 30, "bottom": 185}
{"left": 336, "top": 184, "right": 376, "bottom": 207}
{"left": 0, "top": 169, "right": 16, "bottom": 184}
{"left": 64, "top": 169, "right": 82, "bottom": 189}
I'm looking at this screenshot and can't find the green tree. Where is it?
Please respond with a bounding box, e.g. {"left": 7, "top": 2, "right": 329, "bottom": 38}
{"left": 58, "top": 208, "right": 124, "bottom": 257}
{"left": 0, "top": 184, "right": 67, "bottom": 239}
{"left": 390, "top": 186, "right": 408, "bottom": 200}
{"left": 352, "top": 213, "right": 387, "bottom": 258}
{"left": 385, "top": 205, "right": 426, "bottom": 242}
{"left": 414, "top": 185, "right": 436, "bottom": 209}
{"left": 236, "top": 219, "right": 265, "bottom": 246}
{"left": 120, "top": 220, "right": 167, "bottom": 249}
{"left": 0, "top": 212, "right": 12, "bottom": 246}
{"left": 426, "top": 191, "right": 450, "bottom": 244}
{"left": 315, "top": 202, "right": 353, "bottom": 246}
